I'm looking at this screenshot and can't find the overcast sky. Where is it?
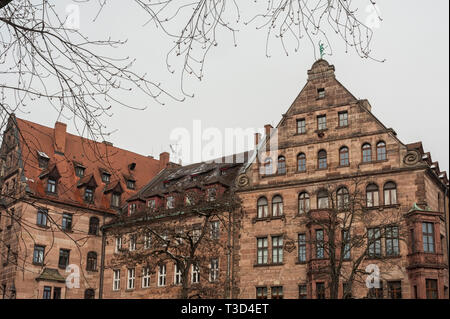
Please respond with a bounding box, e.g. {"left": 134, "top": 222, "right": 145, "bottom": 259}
{"left": 18, "top": 1, "right": 449, "bottom": 172}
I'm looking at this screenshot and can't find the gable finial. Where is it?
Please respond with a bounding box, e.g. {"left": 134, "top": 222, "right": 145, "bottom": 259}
{"left": 319, "top": 41, "right": 327, "bottom": 59}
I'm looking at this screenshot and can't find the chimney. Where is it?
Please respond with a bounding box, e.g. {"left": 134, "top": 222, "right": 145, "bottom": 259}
{"left": 54, "top": 122, "right": 67, "bottom": 154}
{"left": 159, "top": 152, "right": 170, "bottom": 170}
{"left": 254, "top": 133, "right": 261, "bottom": 147}
{"left": 264, "top": 124, "right": 273, "bottom": 139}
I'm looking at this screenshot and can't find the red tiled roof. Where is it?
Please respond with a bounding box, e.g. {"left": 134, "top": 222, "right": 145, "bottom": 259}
{"left": 15, "top": 117, "right": 164, "bottom": 213}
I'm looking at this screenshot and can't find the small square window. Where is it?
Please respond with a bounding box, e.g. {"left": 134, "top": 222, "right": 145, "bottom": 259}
{"left": 75, "top": 166, "right": 85, "bottom": 177}
{"left": 339, "top": 111, "right": 348, "bottom": 127}
{"left": 318, "top": 88, "right": 325, "bottom": 99}
{"left": 102, "top": 173, "right": 110, "bottom": 183}
{"left": 126, "top": 180, "right": 135, "bottom": 190}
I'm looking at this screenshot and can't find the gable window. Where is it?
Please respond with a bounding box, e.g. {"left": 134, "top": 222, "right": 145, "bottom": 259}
{"left": 317, "top": 88, "right": 325, "bottom": 99}
{"left": 37, "top": 151, "right": 49, "bottom": 169}
{"left": 277, "top": 156, "right": 286, "bottom": 174}
{"left": 297, "top": 153, "right": 306, "bottom": 172}
{"left": 110, "top": 192, "right": 121, "bottom": 208}
{"left": 368, "top": 227, "right": 381, "bottom": 258}
{"left": 126, "top": 180, "right": 135, "bottom": 190}
{"left": 257, "top": 197, "right": 269, "bottom": 219}
{"left": 142, "top": 267, "right": 151, "bottom": 288}
{"left": 264, "top": 158, "right": 273, "bottom": 175}
{"left": 366, "top": 183, "right": 379, "bottom": 207}
{"left": 298, "top": 192, "right": 310, "bottom": 214}
{"left": 422, "top": 222, "right": 435, "bottom": 253}
{"left": 127, "top": 268, "right": 135, "bottom": 290}
{"left": 338, "top": 111, "right": 348, "bottom": 127}
{"left": 129, "top": 203, "right": 137, "bottom": 215}
{"left": 33, "top": 245, "right": 45, "bottom": 265}
{"left": 115, "top": 236, "right": 122, "bottom": 253}
{"left": 317, "top": 115, "right": 327, "bottom": 130}
{"left": 101, "top": 173, "right": 110, "bottom": 183}
{"left": 271, "top": 286, "right": 283, "bottom": 299}
{"left": 257, "top": 237, "right": 268, "bottom": 265}
{"left": 129, "top": 235, "right": 136, "bottom": 251}
{"left": 337, "top": 187, "right": 349, "bottom": 210}
{"left": 166, "top": 196, "right": 175, "bottom": 209}
{"left": 272, "top": 195, "right": 283, "bottom": 217}
{"left": 148, "top": 199, "right": 156, "bottom": 209}
{"left": 385, "top": 226, "right": 399, "bottom": 256}
{"left": 207, "top": 188, "right": 217, "bottom": 202}
{"left": 58, "top": 249, "right": 70, "bottom": 269}
{"left": 297, "top": 119, "right": 306, "bottom": 134}
{"left": 317, "top": 189, "right": 329, "bottom": 209}
{"left": 62, "top": 213, "right": 73, "bottom": 232}
{"left": 191, "top": 264, "right": 200, "bottom": 284}
{"left": 256, "top": 287, "right": 268, "bottom": 299}
{"left": 272, "top": 236, "right": 283, "bottom": 264}
{"left": 383, "top": 182, "right": 397, "bottom": 206}
{"left": 426, "top": 279, "right": 438, "bottom": 299}
{"left": 88, "top": 217, "right": 99, "bottom": 236}
{"left": 316, "top": 229, "right": 325, "bottom": 259}
{"left": 36, "top": 209, "right": 48, "bottom": 227}
{"left": 339, "top": 146, "right": 349, "bottom": 166}
{"left": 388, "top": 281, "right": 402, "bottom": 299}
{"left": 209, "top": 258, "right": 219, "bottom": 282}
{"left": 84, "top": 187, "right": 94, "bottom": 203}
{"left": 377, "top": 141, "right": 387, "bottom": 161}
{"left": 298, "top": 234, "right": 306, "bottom": 262}
{"left": 86, "top": 252, "right": 97, "bottom": 271}
{"left": 46, "top": 178, "right": 57, "bottom": 194}
{"left": 318, "top": 150, "right": 327, "bottom": 169}
{"left": 158, "top": 264, "right": 167, "bottom": 287}
{"left": 210, "top": 220, "right": 220, "bottom": 240}
{"left": 75, "top": 166, "right": 85, "bottom": 177}
{"left": 113, "top": 270, "right": 120, "bottom": 291}
{"left": 362, "top": 143, "right": 372, "bottom": 163}
{"left": 144, "top": 233, "right": 151, "bottom": 249}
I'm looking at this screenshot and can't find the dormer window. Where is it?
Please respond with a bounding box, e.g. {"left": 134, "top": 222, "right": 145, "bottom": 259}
{"left": 75, "top": 166, "right": 85, "bottom": 178}
{"left": 38, "top": 151, "right": 49, "bottom": 169}
{"left": 126, "top": 179, "right": 135, "bottom": 190}
{"left": 166, "top": 196, "right": 175, "bottom": 209}
{"left": 148, "top": 199, "right": 156, "bottom": 209}
{"left": 111, "top": 193, "right": 121, "bottom": 207}
{"left": 318, "top": 88, "right": 325, "bottom": 99}
{"left": 46, "top": 178, "right": 57, "bottom": 194}
{"left": 101, "top": 173, "right": 110, "bottom": 183}
{"left": 84, "top": 187, "right": 94, "bottom": 203}
{"left": 207, "top": 188, "right": 217, "bottom": 202}
{"left": 129, "top": 203, "right": 137, "bottom": 215}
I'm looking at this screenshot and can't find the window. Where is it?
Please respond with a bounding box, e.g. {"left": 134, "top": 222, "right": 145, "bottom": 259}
{"left": 271, "top": 286, "right": 283, "bottom": 299}
{"left": 33, "top": 245, "right": 45, "bottom": 265}
{"left": 423, "top": 222, "right": 435, "bottom": 253}
{"left": 129, "top": 234, "right": 136, "bottom": 251}
{"left": 54, "top": 287, "right": 62, "bottom": 299}
{"left": 257, "top": 197, "right": 269, "bottom": 219}
{"left": 299, "top": 285, "right": 307, "bottom": 299}
{"left": 210, "top": 221, "right": 220, "bottom": 240}
{"left": 191, "top": 264, "right": 200, "bottom": 284}
{"left": 158, "top": 264, "right": 167, "bottom": 287}
{"left": 38, "top": 156, "right": 49, "bottom": 169}
{"left": 368, "top": 228, "right": 381, "bottom": 258}
{"left": 272, "top": 236, "right": 283, "bottom": 264}
{"left": 126, "top": 179, "right": 135, "bottom": 190}
{"left": 174, "top": 263, "right": 182, "bottom": 285}
{"left": 148, "top": 199, "right": 156, "bottom": 209}
{"left": 127, "top": 268, "right": 135, "bottom": 290}
{"left": 337, "top": 187, "right": 349, "bottom": 210}
{"left": 101, "top": 173, "right": 110, "bottom": 183}
{"left": 338, "top": 111, "right": 348, "bottom": 127}
{"left": 113, "top": 270, "right": 120, "bottom": 291}
{"left": 339, "top": 146, "right": 349, "bottom": 166}
{"left": 264, "top": 158, "right": 273, "bottom": 175}
{"left": 385, "top": 226, "right": 399, "bottom": 256}
{"left": 366, "top": 183, "right": 379, "bottom": 207}
{"left": 37, "top": 209, "right": 48, "bottom": 227}
{"left": 297, "top": 119, "right": 306, "bottom": 134}
{"left": 298, "top": 234, "right": 306, "bottom": 262}
{"left": 58, "top": 249, "right": 70, "bottom": 269}
{"left": 272, "top": 195, "right": 283, "bottom": 217}
{"left": 86, "top": 252, "right": 97, "bottom": 271}
{"left": 166, "top": 196, "right": 175, "bottom": 209}
{"left": 84, "top": 187, "right": 94, "bottom": 203}
{"left": 426, "top": 279, "right": 438, "bottom": 299}
{"left": 298, "top": 192, "right": 310, "bottom": 214}
{"left": 297, "top": 153, "right": 306, "bottom": 172}
{"left": 207, "top": 188, "right": 217, "bottom": 202}
{"left": 317, "top": 189, "right": 329, "bottom": 209}
{"left": 383, "top": 182, "right": 397, "bottom": 206}
{"left": 129, "top": 203, "right": 137, "bottom": 215}
{"left": 318, "top": 150, "right": 327, "bottom": 169}
{"left": 342, "top": 229, "right": 351, "bottom": 260}
{"left": 317, "top": 88, "right": 325, "bottom": 99}
{"left": 88, "top": 217, "right": 99, "bottom": 235}
{"left": 388, "top": 281, "right": 402, "bottom": 299}
{"left": 75, "top": 166, "right": 85, "bottom": 177}
{"left": 316, "top": 282, "right": 326, "bottom": 299}
{"left": 410, "top": 229, "right": 416, "bottom": 253}
{"left": 115, "top": 236, "right": 122, "bottom": 253}
{"left": 257, "top": 237, "right": 268, "bottom": 265}
{"left": 377, "top": 141, "right": 387, "bottom": 161}
{"left": 317, "top": 115, "right": 327, "bottom": 130}
{"left": 369, "top": 285, "right": 383, "bottom": 299}
{"left": 316, "top": 229, "right": 324, "bottom": 259}
{"left": 62, "top": 213, "right": 72, "bottom": 231}
{"left": 84, "top": 289, "right": 95, "bottom": 299}
{"left": 142, "top": 267, "right": 151, "bottom": 288}
{"left": 43, "top": 286, "right": 52, "bottom": 299}
{"left": 111, "top": 193, "right": 121, "bottom": 207}
{"left": 256, "top": 287, "right": 268, "bottom": 299}
{"left": 277, "top": 156, "right": 286, "bottom": 174}
{"left": 46, "top": 178, "right": 57, "bottom": 194}
{"left": 362, "top": 143, "right": 372, "bottom": 163}
{"left": 209, "top": 258, "right": 219, "bottom": 282}
{"left": 144, "top": 233, "right": 151, "bottom": 249}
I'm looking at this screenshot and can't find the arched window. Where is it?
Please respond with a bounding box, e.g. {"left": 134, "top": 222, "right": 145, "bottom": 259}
{"left": 362, "top": 144, "right": 372, "bottom": 163}
{"left": 88, "top": 217, "right": 99, "bottom": 235}
{"left": 339, "top": 147, "right": 349, "bottom": 166}
{"left": 298, "top": 192, "right": 310, "bottom": 214}
{"left": 86, "top": 252, "right": 97, "bottom": 271}
{"left": 377, "top": 141, "right": 387, "bottom": 161}
{"left": 272, "top": 195, "right": 284, "bottom": 217}
{"left": 277, "top": 156, "right": 286, "bottom": 174}
{"left": 297, "top": 153, "right": 306, "bottom": 172}
{"left": 337, "top": 187, "right": 349, "bottom": 210}
{"left": 264, "top": 158, "right": 273, "bottom": 175}
{"left": 317, "top": 189, "right": 329, "bottom": 209}
{"left": 366, "top": 184, "right": 379, "bottom": 207}
{"left": 257, "top": 197, "right": 269, "bottom": 219}
{"left": 384, "top": 182, "right": 397, "bottom": 205}
{"left": 84, "top": 289, "right": 95, "bottom": 299}
{"left": 318, "top": 150, "right": 327, "bottom": 169}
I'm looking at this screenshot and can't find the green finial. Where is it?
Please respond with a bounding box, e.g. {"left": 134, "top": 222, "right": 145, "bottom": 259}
{"left": 319, "top": 41, "right": 326, "bottom": 59}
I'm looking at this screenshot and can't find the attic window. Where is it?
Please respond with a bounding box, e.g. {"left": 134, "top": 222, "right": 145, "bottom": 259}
{"left": 101, "top": 173, "right": 110, "bottom": 183}
{"left": 75, "top": 166, "right": 85, "bottom": 178}
{"left": 126, "top": 179, "right": 135, "bottom": 190}
{"left": 128, "top": 163, "right": 136, "bottom": 171}
{"left": 84, "top": 187, "right": 95, "bottom": 203}
{"left": 317, "top": 88, "right": 325, "bottom": 99}
{"left": 38, "top": 151, "right": 49, "bottom": 169}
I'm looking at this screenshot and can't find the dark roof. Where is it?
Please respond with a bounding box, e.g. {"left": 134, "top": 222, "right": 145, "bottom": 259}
{"left": 35, "top": 268, "right": 66, "bottom": 283}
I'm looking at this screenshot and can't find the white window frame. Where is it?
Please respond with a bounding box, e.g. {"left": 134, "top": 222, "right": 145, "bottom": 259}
{"left": 209, "top": 259, "right": 219, "bottom": 282}
{"left": 129, "top": 235, "right": 136, "bottom": 251}
{"left": 174, "top": 264, "right": 182, "bottom": 285}
{"left": 113, "top": 270, "right": 120, "bottom": 291}
{"left": 142, "top": 267, "right": 151, "bottom": 288}
{"left": 144, "top": 233, "right": 151, "bottom": 249}
{"left": 127, "top": 268, "right": 135, "bottom": 290}
{"left": 158, "top": 264, "right": 167, "bottom": 287}
{"left": 191, "top": 264, "right": 200, "bottom": 284}
{"left": 115, "top": 236, "right": 122, "bottom": 253}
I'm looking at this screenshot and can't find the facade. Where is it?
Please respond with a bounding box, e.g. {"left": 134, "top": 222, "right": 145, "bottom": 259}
{"left": 0, "top": 116, "right": 168, "bottom": 299}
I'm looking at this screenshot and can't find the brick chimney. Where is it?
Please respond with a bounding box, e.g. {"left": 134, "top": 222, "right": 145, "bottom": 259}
{"left": 254, "top": 132, "right": 261, "bottom": 147}
{"left": 264, "top": 124, "right": 273, "bottom": 139}
{"left": 54, "top": 122, "right": 67, "bottom": 154}
{"left": 159, "top": 152, "right": 170, "bottom": 170}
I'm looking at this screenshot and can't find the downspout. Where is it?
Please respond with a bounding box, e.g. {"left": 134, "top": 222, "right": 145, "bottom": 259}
{"left": 444, "top": 186, "right": 449, "bottom": 300}
{"left": 98, "top": 214, "right": 107, "bottom": 299}
{"left": 226, "top": 210, "right": 231, "bottom": 299}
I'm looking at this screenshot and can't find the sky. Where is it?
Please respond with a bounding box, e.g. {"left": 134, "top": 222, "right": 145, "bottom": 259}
{"left": 16, "top": 1, "right": 450, "bottom": 172}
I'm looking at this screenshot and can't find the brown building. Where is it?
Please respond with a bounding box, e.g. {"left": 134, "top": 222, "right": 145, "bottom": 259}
{"left": 0, "top": 115, "right": 168, "bottom": 299}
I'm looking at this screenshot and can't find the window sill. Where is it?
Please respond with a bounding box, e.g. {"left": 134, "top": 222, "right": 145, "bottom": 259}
{"left": 37, "top": 224, "right": 50, "bottom": 229}
{"left": 335, "top": 125, "right": 349, "bottom": 130}
{"left": 260, "top": 173, "right": 286, "bottom": 178}
{"left": 293, "top": 132, "right": 307, "bottom": 136}
{"left": 337, "top": 164, "right": 350, "bottom": 168}
{"left": 364, "top": 204, "right": 400, "bottom": 211}
{"left": 32, "top": 262, "right": 44, "bottom": 267}
{"left": 359, "top": 159, "right": 389, "bottom": 166}
{"left": 295, "top": 261, "right": 307, "bottom": 265}
{"left": 252, "top": 215, "right": 285, "bottom": 223}
{"left": 253, "top": 263, "right": 284, "bottom": 268}
{"left": 125, "top": 289, "right": 135, "bottom": 292}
